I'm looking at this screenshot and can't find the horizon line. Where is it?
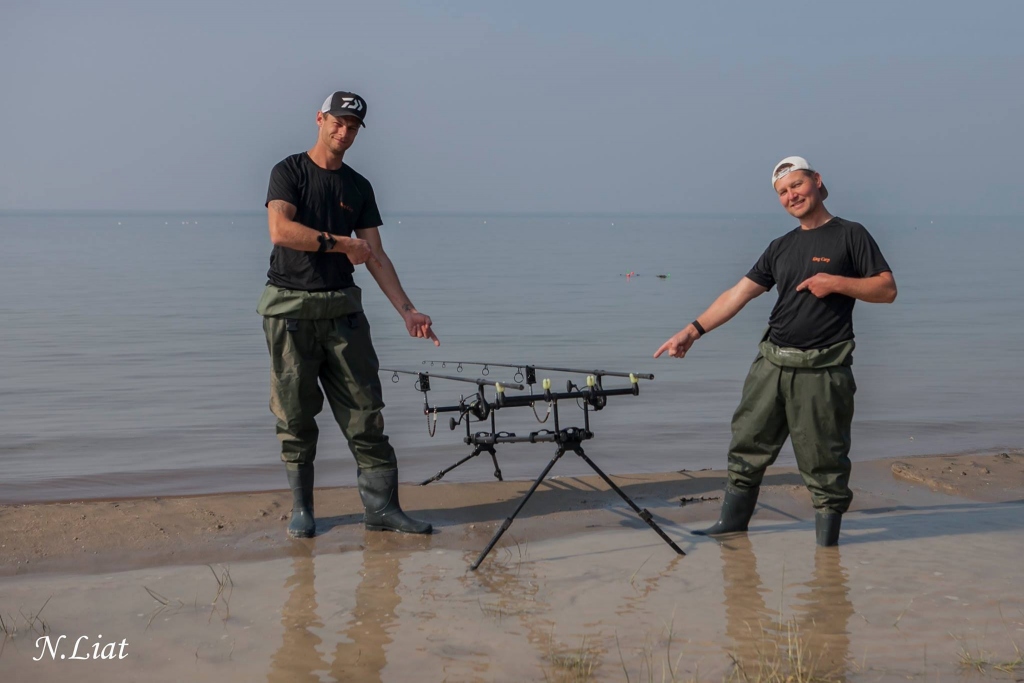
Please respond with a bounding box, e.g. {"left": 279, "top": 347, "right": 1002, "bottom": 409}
{"left": 2, "top": 209, "right": 1022, "bottom": 220}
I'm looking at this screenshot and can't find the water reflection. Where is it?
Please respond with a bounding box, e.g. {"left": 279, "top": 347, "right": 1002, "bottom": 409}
{"left": 267, "top": 539, "right": 408, "bottom": 683}
{"left": 720, "top": 536, "right": 852, "bottom": 681}
{"left": 467, "top": 546, "right": 549, "bottom": 666}
{"left": 268, "top": 545, "right": 324, "bottom": 683}
{"left": 793, "top": 548, "right": 854, "bottom": 678}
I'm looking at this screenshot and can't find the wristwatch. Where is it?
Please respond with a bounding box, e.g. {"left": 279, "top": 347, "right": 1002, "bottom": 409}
{"left": 317, "top": 232, "right": 337, "bottom": 253}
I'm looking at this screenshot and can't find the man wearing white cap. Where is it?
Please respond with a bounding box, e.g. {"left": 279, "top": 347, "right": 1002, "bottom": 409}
{"left": 654, "top": 157, "right": 897, "bottom": 546}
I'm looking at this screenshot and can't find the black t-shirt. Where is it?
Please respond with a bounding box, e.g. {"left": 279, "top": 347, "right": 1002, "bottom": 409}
{"left": 745, "top": 217, "right": 891, "bottom": 349}
{"left": 264, "top": 153, "right": 383, "bottom": 291}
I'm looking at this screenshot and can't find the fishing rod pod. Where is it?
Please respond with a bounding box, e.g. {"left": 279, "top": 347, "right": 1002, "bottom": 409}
{"left": 381, "top": 360, "right": 683, "bottom": 569}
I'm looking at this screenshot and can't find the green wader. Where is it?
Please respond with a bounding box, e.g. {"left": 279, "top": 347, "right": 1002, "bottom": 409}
{"left": 726, "top": 332, "right": 857, "bottom": 513}
{"left": 258, "top": 284, "right": 397, "bottom": 473}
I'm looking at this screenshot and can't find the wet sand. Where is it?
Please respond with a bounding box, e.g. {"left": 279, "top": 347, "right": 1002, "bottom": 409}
{"left": 2, "top": 450, "right": 1023, "bottom": 681}
{"left": 891, "top": 450, "right": 1024, "bottom": 501}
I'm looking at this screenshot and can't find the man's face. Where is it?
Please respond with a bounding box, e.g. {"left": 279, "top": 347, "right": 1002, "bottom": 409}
{"left": 774, "top": 169, "right": 824, "bottom": 219}
{"left": 317, "top": 112, "right": 361, "bottom": 154}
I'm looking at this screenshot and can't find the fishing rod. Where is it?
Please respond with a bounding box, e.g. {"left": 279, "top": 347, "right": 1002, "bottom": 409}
{"left": 423, "top": 360, "right": 653, "bottom": 413}
{"left": 422, "top": 360, "right": 654, "bottom": 385}
{"left": 381, "top": 360, "right": 684, "bottom": 569}
{"left": 380, "top": 367, "right": 525, "bottom": 391}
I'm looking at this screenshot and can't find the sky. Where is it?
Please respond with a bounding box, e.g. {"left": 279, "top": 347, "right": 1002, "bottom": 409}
{"left": 2, "top": 0, "right": 1022, "bottom": 215}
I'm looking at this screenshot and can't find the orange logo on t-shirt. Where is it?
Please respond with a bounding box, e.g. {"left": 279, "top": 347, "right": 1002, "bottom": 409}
{"left": 339, "top": 202, "right": 353, "bottom": 212}
{"left": 812, "top": 256, "right": 831, "bottom": 263}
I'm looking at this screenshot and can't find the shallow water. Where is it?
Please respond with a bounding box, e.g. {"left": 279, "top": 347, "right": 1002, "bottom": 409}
{"left": 1, "top": 212, "right": 1022, "bottom": 502}
{"left": 3, "top": 500, "right": 1024, "bottom": 682}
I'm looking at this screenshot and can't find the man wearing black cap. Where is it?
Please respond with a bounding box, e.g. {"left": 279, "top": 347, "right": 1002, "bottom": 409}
{"left": 654, "top": 157, "right": 897, "bottom": 546}
{"left": 259, "top": 91, "right": 438, "bottom": 539}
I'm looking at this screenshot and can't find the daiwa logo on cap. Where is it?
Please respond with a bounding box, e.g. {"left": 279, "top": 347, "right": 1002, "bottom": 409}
{"left": 321, "top": 91, "right": 368, "bottom": 127}
{"left": 336, "top": 97, "right": 363, "bottom": 112}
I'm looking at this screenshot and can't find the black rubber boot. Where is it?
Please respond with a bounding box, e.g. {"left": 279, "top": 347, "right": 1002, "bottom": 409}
{"left": 286, "top": 465, "right": 316, "bottom": 538}
{"left": 692, "top": 486, "right": 759, "bottom": 536}
{"left": 815, "top": 510, "right": 842, "bottom": 547}
{"left": 358, "top": 469, "right": 432, "bottom": 535}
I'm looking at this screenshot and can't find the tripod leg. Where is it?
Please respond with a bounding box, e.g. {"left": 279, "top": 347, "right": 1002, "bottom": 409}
{"left": 470, "top": 448, "right": 566, "bottom": 570}
{"left": 574, "top": 446, "right": 685, "bottom": 556}
{"left": 488, "top": 447, "right": 503, "bottom": 481}
{"left": 419, "top": 447, "right": 485, "bottom": 486}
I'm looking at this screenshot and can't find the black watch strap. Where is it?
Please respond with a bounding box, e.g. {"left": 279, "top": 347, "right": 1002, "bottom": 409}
{"left": 317, "top": 232, "right": 336, "bottom": 253}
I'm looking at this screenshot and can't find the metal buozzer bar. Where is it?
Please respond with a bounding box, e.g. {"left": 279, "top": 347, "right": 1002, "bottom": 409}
{"left": 381, "top": 363, "right": 684, "bottom": 570}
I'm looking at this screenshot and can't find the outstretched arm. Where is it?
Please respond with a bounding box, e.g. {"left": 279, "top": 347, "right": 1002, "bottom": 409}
{"left": 654, "top": 277, "right": 768, "bottom": 358}
{"left": 796, "top": 271, "right": 897, "bottom": 303}
{"left": 266, "top": 200, "right": 382, "bottom": 267}
{"left": 355, "top": 226, "right": 439, "bottom": 346}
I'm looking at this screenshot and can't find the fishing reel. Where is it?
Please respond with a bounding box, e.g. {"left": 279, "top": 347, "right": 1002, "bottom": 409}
{"left": 564, "top": 375, "right": 609, "bottom": 410}
{"left": 448, "top": 394, "right": 491, "bottom": 430}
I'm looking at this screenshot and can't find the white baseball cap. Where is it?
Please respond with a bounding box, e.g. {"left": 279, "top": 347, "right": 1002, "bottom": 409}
{"left": 771, "top": 156, "right": 828, "bottom": 199}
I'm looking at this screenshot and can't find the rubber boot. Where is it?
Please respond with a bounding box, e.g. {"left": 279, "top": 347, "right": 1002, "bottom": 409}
{"left": 692, "top": 486, "right": 759, "bottom": 536}
{"left": 815, "top": 510, "right": 842, "bottom": 547}
{"left": 358, "top": 469, "right": 432, "bottom": 535}
{"left": 286, "top": 465, "right": 316, "bottom": 538}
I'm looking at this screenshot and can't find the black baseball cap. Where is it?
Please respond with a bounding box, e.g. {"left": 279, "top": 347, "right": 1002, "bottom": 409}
{"left": 320, "top": 91, "right": 367, "bottom": 127}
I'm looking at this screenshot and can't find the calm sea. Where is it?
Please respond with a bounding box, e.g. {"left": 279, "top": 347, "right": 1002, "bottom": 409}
{"left": 1, "top": 212, "right": 1021, "bottom": 503}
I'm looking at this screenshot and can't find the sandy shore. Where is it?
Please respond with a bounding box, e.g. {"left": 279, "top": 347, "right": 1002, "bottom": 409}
{"left": 2, "top": 449, "right": 1023, "bottom": 681}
